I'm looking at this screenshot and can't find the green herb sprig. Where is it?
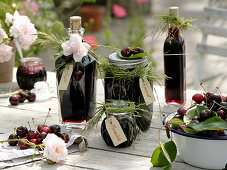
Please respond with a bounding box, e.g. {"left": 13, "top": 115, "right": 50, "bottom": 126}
{"left": 154, "top": 13, "right": 196, "bottom": 36}
{"left": 83, "top": 101, "right": 150, "bottom": 131}
{"left": 98, "top": 54, "right": 166, "bottom": 85}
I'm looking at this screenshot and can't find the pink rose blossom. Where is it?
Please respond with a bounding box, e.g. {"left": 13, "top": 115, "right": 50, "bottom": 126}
{"left": 43, "top": 134, "right": 68, "bottom": 163}
{"left": 19, "top": 10, "right": 26, "bottom": 16}
{"left": 61, "top": 34, "right": 90, "bottom": 62}
{"left": 83, "top": 35, "right": 97, "bottom": 48}
{"left": 0, "top": 28, "right": 8, "bottom": 40}
{"left": 112, "top": 4, "right": 127, "bottom": 18}
{"left": 0, "top": 43, "right": 14, "bottom": 63}
{"left": 9, "top": 11, "right": 37, "bottom": 49}
{"left": 135, "top": 0, "right": 149, "bottom": 3}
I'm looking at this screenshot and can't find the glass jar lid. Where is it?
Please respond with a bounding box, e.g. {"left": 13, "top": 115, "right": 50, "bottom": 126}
{"left": 108, "top": 52, "right": 148, "bottom": 69}
{"left": 20, "top": 57, "right": 42, "bottom": 64}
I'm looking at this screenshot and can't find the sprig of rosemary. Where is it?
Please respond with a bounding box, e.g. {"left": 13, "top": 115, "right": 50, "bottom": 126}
{"left": 36, "top": 32, "right": 66, "bottom": 52}
{"left": 154, "top": 13, "right": 196, "bottom": 34}
{"left": 98, "top": 55, "right": 165, "bottom": 85}
{"left": 83, "top": 101, "right": 150, "bottom": 131}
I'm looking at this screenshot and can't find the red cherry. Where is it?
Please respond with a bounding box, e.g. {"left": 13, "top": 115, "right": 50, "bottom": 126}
{"left": 18, "top": 138, "right": 29, "bottom": 149}
{"left": 28, "top": 130, "right": 38, "bottom": 139}
{"left": 9, "top": 95, "right": 19, "bottom": 105}
{"left": 192, "top": 93, "right": 204, "bottom": 104}
{"left": 30, "top": 138, "right": 38, "bottom": 144}
{"left": 73, "top": 71, "right": 84, "bottom": 81}
{"left": 177, "top": 107, "right": 188, "bottom": 116}
{"left": 39, "top": 126, "right": 51, "bottom": 134}
{"left": 59, "top": 133, "right": 69, "bottom": 143}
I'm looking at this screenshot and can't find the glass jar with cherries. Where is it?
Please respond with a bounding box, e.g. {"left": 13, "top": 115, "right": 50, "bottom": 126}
{"left": 16, "top": 57, "right": 47, "bottom": 90}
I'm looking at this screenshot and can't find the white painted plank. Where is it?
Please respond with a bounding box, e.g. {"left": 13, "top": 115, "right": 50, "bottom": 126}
{"left": 204, "top": 7, "right": 227, "bottom": 20}
{"left": 197, "top": 43, "right": 227, "bottom": 57}
{"left": 200, "top": 23, "right": 227, "bottom": 38}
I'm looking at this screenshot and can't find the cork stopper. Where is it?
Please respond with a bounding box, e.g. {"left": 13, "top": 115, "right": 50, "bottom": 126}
{"left": 169, "top": 6, "right": 179, "bottom": 16}
{"left": 70, "top": 16, "right": 81, "bottom": 33}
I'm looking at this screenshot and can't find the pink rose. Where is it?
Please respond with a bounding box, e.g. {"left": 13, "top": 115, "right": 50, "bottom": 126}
{"left": 43, "top": 134, "right": 68, "bottom": 163}
{"left": 9, "top": 11, "right": 37, "bottom": 49}
{"left": 112, "top": 5, "right": 127, "bottom": 18}
{"left": 0, "top": 28, "right": 8, "bottom": 40}
{"left": 61, "top": 34, "right": 90, "bottom": 62}
{"left": 0, "top": 43, "right": 14, "bottom": 63}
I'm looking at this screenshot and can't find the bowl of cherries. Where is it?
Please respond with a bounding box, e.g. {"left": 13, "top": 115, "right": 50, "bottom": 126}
{"left": 164, "top": 91, "right": 227, "bottom": 169}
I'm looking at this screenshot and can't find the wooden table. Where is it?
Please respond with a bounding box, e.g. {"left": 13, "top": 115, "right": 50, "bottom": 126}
{"left": 0, "top": 70, "right": 203, "bottom": 170}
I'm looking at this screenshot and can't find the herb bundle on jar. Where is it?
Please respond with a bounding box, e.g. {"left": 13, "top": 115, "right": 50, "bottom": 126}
{"left": 99, "top": 47, "right": 164, "bottom": 131}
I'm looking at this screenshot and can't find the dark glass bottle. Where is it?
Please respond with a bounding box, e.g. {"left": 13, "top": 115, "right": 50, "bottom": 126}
{"left": 16, "top": 57, "right": 47, "bottom": 90}
{"left": 101, "top": 100, "right": 138, "bottom": 148}
{"left": 56, "top": 16, "right": 97, "bottom": 126}
{"left": 56, "top": 55, "right": 97, "bottom": 123}
{"left": 164, "top": 7, "right": 186, "bottom": 105}
{"left": 104, "top": 53, "right": 153, "bottom": 131}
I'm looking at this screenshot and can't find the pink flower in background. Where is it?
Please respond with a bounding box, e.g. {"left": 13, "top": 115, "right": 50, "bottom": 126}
{"left": 9, "top": 11, "right": 37, "bottom": 49}
{"left": 62, "top": 34, "right": 90, "bottom": 62}
{"left": 43, "top": 134, "right": 68, "bottom": 163}
{"left": 0, "top": 28, "right": 8, "bottom": 40}
{"left": 135, "top": 0, "right": 149, "bottom": 3}
{"left": 19, "top": 10, "right": 26, "bottom": 16}
{"left": 112, "top": 5, "right": 127, "bottom": 18}
{"left": 83, "top": 35, "right": 97, "bottom": 48}
{"left": 0, "top": 43, "right": 13, "bottom": 63}
{"left": 20, "top": 1, "right": 39, "bottom": 17}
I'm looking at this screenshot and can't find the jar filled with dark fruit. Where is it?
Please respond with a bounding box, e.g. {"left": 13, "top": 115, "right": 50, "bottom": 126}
{"left": 104, "top": 47, "right": 153, "bottom": 131}
{"left": 101, "top": 100, "right": 138, "bottom": 148}
{"left": 55, "top": 16, "right": 97, "bottom": 126}
{"left": 16, "top": 57, "right": 47, "bottom": 90}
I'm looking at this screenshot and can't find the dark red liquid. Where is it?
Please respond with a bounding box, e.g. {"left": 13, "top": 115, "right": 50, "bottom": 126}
{"left": 164, "top": 33, "right": 186, "bottom": 104}
{"left": 105, "top": 76, "right": 153, "bottom": 131}
{"left": 16, "top": 61, "right": 47, "bottom": 90}
{"left": 56, "top": 55, "right": 97, "bottom": 123}
{"left": 101, "top": 115, "right": 138, "bottom": 148}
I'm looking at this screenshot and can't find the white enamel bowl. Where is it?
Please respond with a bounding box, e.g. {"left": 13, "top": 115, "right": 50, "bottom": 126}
{"left": 164, "top": 113, "right": 227, "bottom": 170}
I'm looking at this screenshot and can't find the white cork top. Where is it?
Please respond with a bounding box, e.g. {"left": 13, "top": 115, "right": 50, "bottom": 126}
{"left": 169, "top": 6, "right": 179, "bottom": 16}
{"left": 70, "top": 16, "right": 81, "bottom": 32}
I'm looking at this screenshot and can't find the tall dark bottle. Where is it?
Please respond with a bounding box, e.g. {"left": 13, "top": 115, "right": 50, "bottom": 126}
{"left": 55, "top": 16, "right": 97, "bottom": 128}
{"left": 164, "top": 7, "right": 186, "bottom": 105}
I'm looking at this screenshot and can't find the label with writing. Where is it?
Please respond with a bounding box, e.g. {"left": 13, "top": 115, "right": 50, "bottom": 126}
{"left": 105, "top": 116, "right": 127, "bottom": 146}
{"left": 58, "top": 64, "right": 73, "bottom": 90}
{"left": 139, "top": 77, "right": 156, "bottom": 105}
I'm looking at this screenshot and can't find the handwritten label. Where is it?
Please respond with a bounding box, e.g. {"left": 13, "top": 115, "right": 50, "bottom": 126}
{"left": 58, "top": 64, "right": 73, "bottom": 90}
{"left": 139, "top": 77, "right": 156, "bottom": 105}
{"left": 105, "top": 116, "right": 127, "bottom": 146}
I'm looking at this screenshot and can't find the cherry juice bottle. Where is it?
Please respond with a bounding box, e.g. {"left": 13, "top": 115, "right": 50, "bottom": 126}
{"left": 164, "top": 7, "right": 186, "bottom": 105}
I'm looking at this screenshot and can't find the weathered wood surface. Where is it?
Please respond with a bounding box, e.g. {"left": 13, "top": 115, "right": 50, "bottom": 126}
{"left": 0, "top": 71, "right": 202, "bottom": 170}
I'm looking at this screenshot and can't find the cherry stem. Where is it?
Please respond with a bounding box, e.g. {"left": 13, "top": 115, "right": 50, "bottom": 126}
{"left": 200, "top": 83, "right": 207, "bottom": 93}
{"left": 27, "top": 122, "right": 31, "bottom": 130}
{"left": 216, "top": 87, "right": 223, "bottom": 101}
{"left": 43, "top": 108, "right": 51, "bottom": 126}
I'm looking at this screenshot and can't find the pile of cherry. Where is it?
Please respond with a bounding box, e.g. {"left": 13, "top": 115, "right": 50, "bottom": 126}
{"left": 8, "top": 125, "right": 69, "bottom": 149}
{"left": 120, "top": 47, "right": 144, "bottom": 57}
{"left": 9, "top": 90, "right": 36, "bottom": 106}
{"left": 174, "top": 91, "right": 227, "bottom": 137}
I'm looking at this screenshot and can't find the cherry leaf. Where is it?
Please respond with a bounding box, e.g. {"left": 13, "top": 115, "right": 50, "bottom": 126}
{"left": 151, "top": 141, "right": 177, "bottom": 167}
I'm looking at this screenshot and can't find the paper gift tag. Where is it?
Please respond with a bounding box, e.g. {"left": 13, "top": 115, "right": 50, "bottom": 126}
{"left": 105, "top": 116, "right": 127, "bottom": 146}
{"left": 58, "top": 64, "right": 73, "bottom": 90}
{"left": 139, "top": 77, "right": 156, "bottom": 105}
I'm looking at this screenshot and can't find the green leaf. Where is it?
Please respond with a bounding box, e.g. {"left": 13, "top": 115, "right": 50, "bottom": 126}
{"left": 183, "top": 105, "right": 207, "bottom": 122}
{"left": 151, "top": 141, "right": 177, "bottom": 167}
{"left": 169, "top": 118, "right": 184, "bottom": 125}
{"left": 117, "top": 50, "right": 147, "bottom": 60}
{"left": 188, "top": 116, "right": 227, "bottom": 131}
{"left": 183, "top": 127, "right": 198, "bottom": 134}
